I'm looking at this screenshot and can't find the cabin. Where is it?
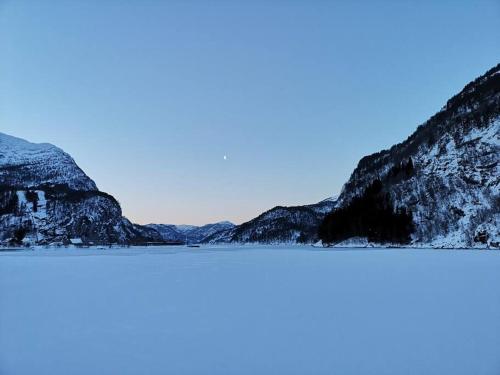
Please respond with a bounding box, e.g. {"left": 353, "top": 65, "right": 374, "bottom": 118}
{"left": 69, "top": 238, "right": 85, "bottom": 247}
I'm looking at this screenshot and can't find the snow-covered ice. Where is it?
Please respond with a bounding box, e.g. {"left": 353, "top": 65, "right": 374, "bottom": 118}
{"left": 1, "top": 246, "right": 499, "bottom": 375}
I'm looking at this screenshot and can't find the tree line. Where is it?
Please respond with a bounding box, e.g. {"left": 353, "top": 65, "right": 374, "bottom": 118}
{"left": 319, "top": 179, "right": 414, "bottom": 245}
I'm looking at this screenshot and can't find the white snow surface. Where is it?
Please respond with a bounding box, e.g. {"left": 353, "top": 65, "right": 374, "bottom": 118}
{"left": 0, "top": 133, "right": 59, "bottom": 165}
{"left": 1, "top": 246, "right": 499, "bottom": 375}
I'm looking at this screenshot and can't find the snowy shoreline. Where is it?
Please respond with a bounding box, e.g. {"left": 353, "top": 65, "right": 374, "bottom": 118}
{"left": 0, "top": 243, "right": 497, "bottom": 253}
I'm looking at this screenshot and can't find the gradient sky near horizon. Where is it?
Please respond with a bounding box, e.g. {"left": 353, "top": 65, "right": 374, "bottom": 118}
{"left": 1, "top": 1, "right": 499, "bottom": 225}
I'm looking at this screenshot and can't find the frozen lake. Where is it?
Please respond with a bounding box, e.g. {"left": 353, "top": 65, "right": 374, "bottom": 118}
{"left": 1, "top": 246, "right": 499, "bottom": 375}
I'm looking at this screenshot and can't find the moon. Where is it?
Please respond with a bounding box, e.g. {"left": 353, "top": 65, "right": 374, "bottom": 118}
{"left": 223, "top": 155, "right": 227, "bottom": 160}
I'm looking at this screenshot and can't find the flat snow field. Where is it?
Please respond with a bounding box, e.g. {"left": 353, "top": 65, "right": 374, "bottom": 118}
{"left": 1, "top": 246, "right": 500, "bottom": 375}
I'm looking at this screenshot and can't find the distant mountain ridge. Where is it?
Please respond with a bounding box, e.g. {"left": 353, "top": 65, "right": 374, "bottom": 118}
{"left": 202, "top": 197, "right": 337, "bottom": 244}
{"left": 147, "top": 221, "right": 235, "bottom": 243}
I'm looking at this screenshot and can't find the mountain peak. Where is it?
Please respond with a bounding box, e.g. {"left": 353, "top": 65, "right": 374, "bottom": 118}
{"left": 0, "top": 132, "right": 97, "bottom": 191}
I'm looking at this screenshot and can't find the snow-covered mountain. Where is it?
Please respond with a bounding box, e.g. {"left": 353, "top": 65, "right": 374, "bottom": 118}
{"left": 0, "top": 133, "right": 97, "bottom": 191}
{"left": 0, "top": 133, "right": 160, "bottom": 246}
{"left": 320, "top": 63, "right": 499, "bottom": 248}
{"left": 208, "top": 64, "right": 499, "bottom": 248}
{"left": 145, "top": 224, "right": 186, "bottom": 243}
{"left": 3, "top": 63, "right": 497, "bottom": 248}
{"left": 147, "top": 221, "right": 236, "bottom": 243}
{"left": 203, "top": 197, "right": 337, "bottom": 244}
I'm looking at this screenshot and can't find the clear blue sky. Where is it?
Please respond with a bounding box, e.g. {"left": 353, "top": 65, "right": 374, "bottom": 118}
{"left": 1, "top": 0, "right": 499, "bottom": 225}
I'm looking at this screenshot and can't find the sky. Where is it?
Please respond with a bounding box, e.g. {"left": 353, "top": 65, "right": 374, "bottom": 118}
{"left": 1, "top": 0, "right": 499, "bottom": 225}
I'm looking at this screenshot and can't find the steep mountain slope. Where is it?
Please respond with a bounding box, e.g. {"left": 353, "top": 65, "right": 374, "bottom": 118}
{"left": 203, "top": 198, "right": 337, "bottom": 244}
{"left": 321, "top": 63, "right": 500, "bottom": 248}
{"left": 0, "top": 133, "right": 160, "bottom": 245}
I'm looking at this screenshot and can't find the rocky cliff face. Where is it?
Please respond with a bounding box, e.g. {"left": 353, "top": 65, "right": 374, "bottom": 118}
{"left": 322, "top": 63, "right": 499, "bottom": 248}
{"left": 0, "top": 133, "right": 159, "bottom": 246}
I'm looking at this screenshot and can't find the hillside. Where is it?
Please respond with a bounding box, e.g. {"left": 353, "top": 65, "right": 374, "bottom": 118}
{"left": 320, "top": 64, "right": 499, "bottom": 248}
{"left": 0, "top": 133, "right": 160, "bottom": 246}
